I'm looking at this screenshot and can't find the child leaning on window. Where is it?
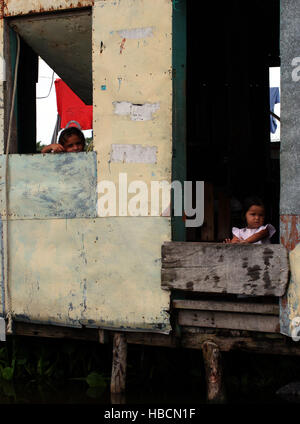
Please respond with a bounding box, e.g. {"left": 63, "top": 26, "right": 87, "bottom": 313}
{"left": 224, "top": 196, "right": 276, "bottom": 244}
{"left": 41, "top": 127, "right": 85, "bottom": 154}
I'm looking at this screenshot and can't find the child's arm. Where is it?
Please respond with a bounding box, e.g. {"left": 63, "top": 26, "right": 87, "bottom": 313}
{"left": 41, "top": 144, "right": 65, "bottom": 153}
{"left": 240, "top": 228, "right": 269, "bottom": 244}
{"left": 224, "top": 236, "right": 241, "bottom": 244}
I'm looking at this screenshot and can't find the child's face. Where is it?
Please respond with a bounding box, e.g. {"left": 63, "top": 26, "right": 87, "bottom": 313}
{"left": 63, "top": 134, "right": 84, "bottom": 153}
{"left": 245, "top": 205, "right": 265, "bottom": 229}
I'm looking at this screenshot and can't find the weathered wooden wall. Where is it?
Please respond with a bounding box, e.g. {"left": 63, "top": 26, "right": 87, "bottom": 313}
{"left": 162, "top": 242, "right": 289, "bottom": 297}
{"left": 279, "top": 0, "right": 300, "bottom": 337}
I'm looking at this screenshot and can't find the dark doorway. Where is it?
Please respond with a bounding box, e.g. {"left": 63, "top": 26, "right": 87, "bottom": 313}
{"left": 186, "top": 0, "right": 280, "bottom": 242}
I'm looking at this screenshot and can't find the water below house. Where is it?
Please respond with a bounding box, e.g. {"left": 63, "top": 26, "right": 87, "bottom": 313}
{"left": 0, "top": 337, "right": 299, "bottom": 405}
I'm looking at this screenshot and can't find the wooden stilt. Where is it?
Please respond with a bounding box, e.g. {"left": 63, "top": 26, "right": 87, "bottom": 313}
{"left": 202, "top": 340, "right": 226, "bottom": 403}
{"left": 110, "top": 393, "right": 126, "bottom": 404}
{"left": 111, "top": 332, "right": 127, "bottom": 394}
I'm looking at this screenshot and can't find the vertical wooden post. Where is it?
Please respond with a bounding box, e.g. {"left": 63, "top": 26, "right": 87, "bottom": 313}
{"left": 111, "top": 332, "right": 127, "bottom": 394}
{"left": 202, "top": 340, "right": 226, "bottom": 403}
{"left": 217, "top": 191, "right": 231, "bottom": 241}
{"left": 201, "top": 182, "right": 214, "bottom": 241}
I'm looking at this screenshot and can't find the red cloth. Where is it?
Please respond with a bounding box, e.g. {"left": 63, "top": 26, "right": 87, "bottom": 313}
{"left": 55, "top": 79, "right": 93, "bottom": 130}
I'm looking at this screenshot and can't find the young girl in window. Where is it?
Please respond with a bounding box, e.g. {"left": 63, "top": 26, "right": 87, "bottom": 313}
{"left": 224, "top": 197, "right": 276, "bottom": 244}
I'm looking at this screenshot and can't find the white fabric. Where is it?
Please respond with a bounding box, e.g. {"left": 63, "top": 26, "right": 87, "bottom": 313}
{"left": 232, "top": 224, "right": 276, "bottom": 244}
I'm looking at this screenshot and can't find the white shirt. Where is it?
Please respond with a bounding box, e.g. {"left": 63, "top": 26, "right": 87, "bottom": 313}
{"left": 232, "top": 224, "right": 276, "bottom": 244}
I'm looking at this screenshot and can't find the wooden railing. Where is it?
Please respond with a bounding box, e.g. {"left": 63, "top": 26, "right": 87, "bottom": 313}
{"left": 162, "top": 242, "right": 289, "bottom": 334}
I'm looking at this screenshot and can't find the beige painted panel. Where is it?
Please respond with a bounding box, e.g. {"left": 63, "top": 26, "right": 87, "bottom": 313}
{"left": 92, "top": 0, "right": 172, "bottom": 214}
{"left": 4, "top": 0, "right": 94, "bottom": 17}
{"left": 1, "top": 217, "right": 171, "bottom": 332}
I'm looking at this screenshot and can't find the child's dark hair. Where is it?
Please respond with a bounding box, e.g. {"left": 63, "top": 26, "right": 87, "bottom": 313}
{"left": 58, "top": 127, "right": 85, "bottom": 149}
{"left": 242, "top": 196, "right": 265, "bottom": 225}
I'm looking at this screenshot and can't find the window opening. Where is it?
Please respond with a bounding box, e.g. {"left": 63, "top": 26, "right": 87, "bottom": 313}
{"left": 36, "top": 57, "right": 93, "bottom": 153}
{"left": 5, "top": 8, "right": 93, "bottom": 154}
{"left": 269, "top": 66, "right": 280, "bottom": 142}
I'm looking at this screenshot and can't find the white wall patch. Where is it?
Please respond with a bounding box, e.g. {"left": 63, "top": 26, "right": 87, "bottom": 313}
{"left": 113, "top": 102, "right": 160, "bottom": 121}
{"left": 117, "top": 27, "right": 154, "bottom": 39}
{"left": 110, "top": 144, "right": 157, "bottom": 164}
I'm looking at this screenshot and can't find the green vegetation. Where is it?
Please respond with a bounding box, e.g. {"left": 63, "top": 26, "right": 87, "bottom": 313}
{"left": 0, "top": 337, "right": 110, "bottom": 403}
{"left": 36, "top": 141, "right": 46, "bottom": 152}
{"left": 85, "top": 137, "right": 93, "bottom": 152}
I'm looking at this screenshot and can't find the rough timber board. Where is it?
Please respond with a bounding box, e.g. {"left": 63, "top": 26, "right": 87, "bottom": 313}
{"left": 0, "top": 217, "right": 171, "bottom": 333}
{"left": 172, "top": 299, "right": 279, "bottom": 315}
{"left": 162, "top": 242, "right": 289, "bottom": 296}
{"left": 12, "top": 322, "right": 300, "bottom": 356}
{"left": 178, "top": 310, "right": 280, "bottom": 333}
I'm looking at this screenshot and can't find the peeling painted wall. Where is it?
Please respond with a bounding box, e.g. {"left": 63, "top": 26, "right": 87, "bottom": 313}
{"left": 3, "top": 0, "right": 94, "bottom": 17}
{"left": 0, "top": 217, "right": 171, "bottom": 333}
{"left": 110, "top": 144, "right": 157, "bottom": 164}
{"left": 0, "top": 0, "right": 172, "bottom": 333}
{"left": 92, "top": 0, "right": 173, "bottom": 207}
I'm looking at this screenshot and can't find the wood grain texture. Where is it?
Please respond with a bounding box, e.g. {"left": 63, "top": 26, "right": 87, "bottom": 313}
{"left": 162, "top": 242, "right": 289, "bottom": 296}
{"left": 11, "top": 321, "right": 300, "bottom": 356}
{"left": 111, "top": 333, "right": 127, "bottom": 394}
{"left": 172, "top": 299, "right": 279, "bottom": 315}
{"left": 178, "top": 310, "right": 280, "bottom": 333}
{"left": 201, "top": 183, "right": 214, "bottom": 241}
{"left": 202, "top": 340, "right": 226, "bottom": 403}
{"left": 217, "top": 192, "right": 231, "bottom": 241}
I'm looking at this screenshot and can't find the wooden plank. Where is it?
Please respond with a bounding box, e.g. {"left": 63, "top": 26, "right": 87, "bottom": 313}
{"left": 172, "top": 299, "right": 280, "bottom": 315}
{"left": 201, "top": 182, "right": 214, "bottom": 241}
{"left": 178, "top": 310, "right": 280, "bottom": 333}
{"left": 11, "top": 321, "right": 300, "bottom": 356}
{"left": 126, "top": 329, "right": 300, "bottom": 356}
{"left": 126, "top": 332, "right": 178, "bottom": 348}
{"left": 162, "top": 242, "right": 289, "bottom": 296}
{"left": 180, "top": 330, "right": 300, "bottom": 355}
{"left": 217, "top": 192, "right": 231, "bottom": 241}
{"left": 13, "top": 321, "right": 99, "bottom": 341}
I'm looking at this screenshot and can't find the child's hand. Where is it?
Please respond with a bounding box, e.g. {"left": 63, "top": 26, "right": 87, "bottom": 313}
{"left": 231, "top": 237, "right": 241, "bottom": 244}
{"left": 223, "top": 238, "right": 231, "bottom": 244}
{"left": 41, "top": 144, "right": 65, "bottom": 153}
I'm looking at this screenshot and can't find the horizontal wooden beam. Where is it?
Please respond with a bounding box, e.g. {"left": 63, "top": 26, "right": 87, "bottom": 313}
{"left": 180, "top": 329, "right": 300, "bottom": 356}
{"left": 178, "top": 310, "right": 280, "bottom": 333}
{"left": 172, "top": 299, "right": 280, "bottom": 315}
{"left": 9, "top": 321, "right": 300, "bottom": 356}
{"left": 162, "top": 242, "right": 289, "bottom": 296}
{"left": 13, "top": 321, "right": 99, "bottom": 342}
